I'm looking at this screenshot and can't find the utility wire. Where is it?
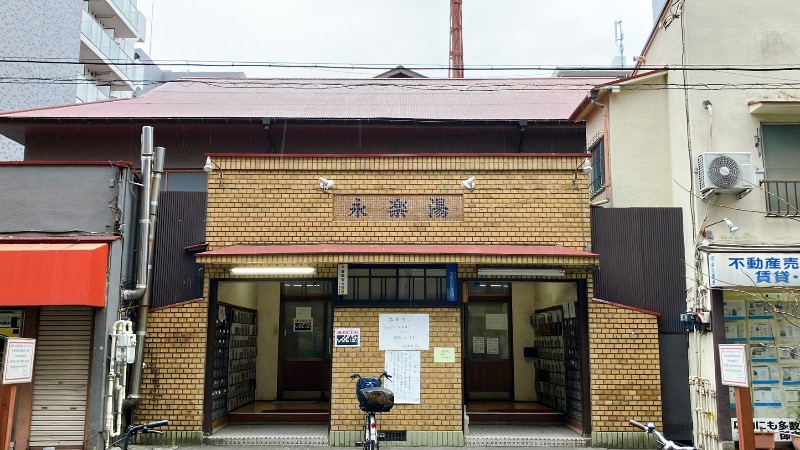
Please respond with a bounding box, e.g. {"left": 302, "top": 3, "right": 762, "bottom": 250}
{"left": 6, "top": 56, "right": 800, "bottom": 72}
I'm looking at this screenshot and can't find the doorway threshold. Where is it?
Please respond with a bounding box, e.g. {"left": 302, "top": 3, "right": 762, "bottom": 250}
{"left": 205, "top": 423, "right": 328, "bottom": 446}
{"left": 466, "top": 424, "right": 590, "bottom": 447}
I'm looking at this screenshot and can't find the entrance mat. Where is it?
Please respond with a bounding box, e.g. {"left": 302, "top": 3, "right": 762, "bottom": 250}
{"left": 486, "top": 408, "right": 553, "bottom": 413}
{"left": 261, "top": 409, "right": 328, "bottom": 413}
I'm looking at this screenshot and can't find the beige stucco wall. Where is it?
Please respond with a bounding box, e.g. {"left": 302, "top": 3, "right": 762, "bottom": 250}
{"left": 511, "top": 282, "right": 536, "bottom": 401}
{"left": 217, "top": 281, "right": 258, "bottom": 310}
{"left": 256, "top": 282, "right": 281, "bottom": 400}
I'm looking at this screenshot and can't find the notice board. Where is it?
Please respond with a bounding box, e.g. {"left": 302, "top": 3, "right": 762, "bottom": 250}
{"left": 384, "top": 350, "right": 421, "bottom": 404}
{"left": 379, "top": 314, "right": 429, "bottom": 350}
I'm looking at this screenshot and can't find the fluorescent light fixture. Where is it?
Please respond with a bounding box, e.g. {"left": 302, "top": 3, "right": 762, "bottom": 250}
{"left": 230, "top": 267, "right": 317, "bottom": 276}
{"left": 477, "top": 268, "right": 565, "bottom": 277}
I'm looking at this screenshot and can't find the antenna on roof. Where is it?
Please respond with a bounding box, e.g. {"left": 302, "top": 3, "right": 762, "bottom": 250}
{"left": 614, "top": 20, "right": 625, "bottom": 68}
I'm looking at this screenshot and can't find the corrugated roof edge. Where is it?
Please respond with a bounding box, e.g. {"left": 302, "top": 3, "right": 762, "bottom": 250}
{"left": 0, "top": 98, "right": 126, "bottom": 117}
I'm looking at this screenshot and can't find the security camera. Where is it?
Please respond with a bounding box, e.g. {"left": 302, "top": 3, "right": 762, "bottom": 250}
{"left": 461, "top": 176, "right": 476, "bottom": 191}
{"left": 319, "top": 177, "right": 334, "bottom": 191}
{"left": 203, "top": 156, "right": 213, "bottom": 173}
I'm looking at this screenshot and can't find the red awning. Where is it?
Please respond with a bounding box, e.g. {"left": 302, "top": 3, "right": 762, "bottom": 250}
{"left": 0, "top": 243, "right": 109, "bottom": 307}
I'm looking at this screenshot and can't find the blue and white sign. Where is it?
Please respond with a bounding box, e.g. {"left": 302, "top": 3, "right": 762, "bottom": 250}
{"left": 708, "top": 253, "right": 800, "bottom": 287}
{"left": 446, "top": 263, "right": 458, "bottom": 302}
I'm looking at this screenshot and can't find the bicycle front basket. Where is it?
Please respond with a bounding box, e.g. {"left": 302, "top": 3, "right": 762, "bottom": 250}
{"left": 358, "top": 387, "right": 394, "bottom": 412}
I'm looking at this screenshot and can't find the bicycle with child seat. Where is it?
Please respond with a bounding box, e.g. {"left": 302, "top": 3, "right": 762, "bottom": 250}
{"left": 629, "top": 419, "right": 695, "bottom": 450}
{"left": 351, "top": 372, "right": 395, "bottom": 450}
{"left": 107, "top": 420, "right": 168, "bottom": 450}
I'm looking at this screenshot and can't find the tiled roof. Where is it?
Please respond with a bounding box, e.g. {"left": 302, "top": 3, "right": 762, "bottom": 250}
{"left": 0, "top": 77, "right": 613, "bottom": 122}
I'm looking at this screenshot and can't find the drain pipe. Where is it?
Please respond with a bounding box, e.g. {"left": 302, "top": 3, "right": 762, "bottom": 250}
{"left": 121, "top": 127, "right": 164, "bottom": 409}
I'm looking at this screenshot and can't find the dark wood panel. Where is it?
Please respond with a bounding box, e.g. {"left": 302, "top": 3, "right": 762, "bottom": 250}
{"left": 282, "top": 359, "right": 330, "bottom": 392}
{"left": 466, "top": 360, "right": 511, "bottom": 393}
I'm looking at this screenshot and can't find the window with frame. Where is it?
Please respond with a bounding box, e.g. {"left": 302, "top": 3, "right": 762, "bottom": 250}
{"left": 761, "top": 124, "right": 800, "bottom": 216}
{"left": 588, "top": 135, "right": 605, "bottom": 196}
{"left": 340, "top": 265, "right": 448, "bottom": 305}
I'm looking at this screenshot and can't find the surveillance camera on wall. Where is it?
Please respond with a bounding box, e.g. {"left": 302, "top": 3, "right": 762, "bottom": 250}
{"left": 461, "top": 176, "right": 476, "bottom": 191}
{"left": 319, "top": 177, "right": 334, "bottom": 191}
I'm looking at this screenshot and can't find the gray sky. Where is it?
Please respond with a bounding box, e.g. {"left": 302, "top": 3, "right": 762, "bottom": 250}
{"left": 137, "top": 1, "right": 656, "bottom": 78}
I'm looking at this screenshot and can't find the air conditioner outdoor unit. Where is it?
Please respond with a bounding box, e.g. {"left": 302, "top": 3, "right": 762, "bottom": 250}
{"left": 697, "top": 152, "right": 755, "bottom": 198}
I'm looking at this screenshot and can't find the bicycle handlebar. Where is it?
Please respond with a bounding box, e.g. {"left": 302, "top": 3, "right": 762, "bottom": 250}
{"left": 351, "top": 372, "right": 392, "bottom": 380}
{"left": 629, "top": 419, "right": 695, "bottom": 450}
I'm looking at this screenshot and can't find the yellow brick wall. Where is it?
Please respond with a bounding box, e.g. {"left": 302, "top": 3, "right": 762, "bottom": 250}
{"left": 134, "top": 299, "right": 208, "bottom": 431}
{"left": 205, "top": 155, "right": 591, "bottom": 250}
{"left": 330, "top": 307, "right": 462, "bottom": 432}
{"left": 588, "top": 300, "right": 662, "bottom": 433}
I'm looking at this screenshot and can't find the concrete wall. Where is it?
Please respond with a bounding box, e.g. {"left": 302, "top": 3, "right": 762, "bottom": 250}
{"left": 0, "top": 164, "right": 126, "bottom": 234}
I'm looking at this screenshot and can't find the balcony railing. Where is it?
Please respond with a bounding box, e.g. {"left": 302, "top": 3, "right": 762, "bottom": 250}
{"left": 81, "top": 9, "right": 135, "bottom": 84}
{"left": 761, "top": 179, "right": 800, "bottom": 216}
{"left": 109, "top": 0, "right": 147, "bottom": 40}
{"left": 76, "top": 75, "right": 111, "bottom": 103}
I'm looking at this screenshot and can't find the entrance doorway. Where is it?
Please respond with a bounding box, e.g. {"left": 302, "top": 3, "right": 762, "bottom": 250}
{"left": 280, "top": 296, "right": 331, "bottom": 399}
{"left": 465, "top": 299, "right": 512, "bottom": 400}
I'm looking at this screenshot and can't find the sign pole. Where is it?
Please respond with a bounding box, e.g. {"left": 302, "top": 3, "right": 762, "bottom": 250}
{"left": 735, "top": 386, "right": 755, "bottom": 450}
{"left": 0, "top": 384, "right": 17, "bottom": 450}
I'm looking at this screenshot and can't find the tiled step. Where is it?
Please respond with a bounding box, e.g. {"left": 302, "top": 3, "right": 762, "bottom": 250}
{"left": 206, "top": 424, "right": 328, "bottom": 446}
{"left": 465, "top": 424, "right": 590, "bottom": 447}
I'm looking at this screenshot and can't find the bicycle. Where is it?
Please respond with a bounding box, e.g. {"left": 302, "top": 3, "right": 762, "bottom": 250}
{"left": 107, "top": 420, "right": 168, "bottom": 450}
{"left": 351, "top": 372, "right": 394, "bottom": 450}
{"left": 629, "top": 419, "right": 695, "bottom": 450}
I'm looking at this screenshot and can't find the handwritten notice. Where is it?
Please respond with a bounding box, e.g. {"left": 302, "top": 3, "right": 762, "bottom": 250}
{"left": 384, "top": 351, "right": 421, "bottom": 404}
{"left": 719, "top": 344, "right": 749, "bottom": 387}
{"left": 2, "top": 338, "right": 36, "bottom": 384}
{"left": 434, "top": 347, "right": 455, "bottom": 363}
{"left": 379, "top": 314, "right": 429, "bottom": 350}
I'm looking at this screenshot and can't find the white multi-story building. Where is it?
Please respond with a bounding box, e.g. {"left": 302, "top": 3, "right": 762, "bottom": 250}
{"left": 0, "top": 0, "right": 147, "bottom": 160}
{"left": 572, "top": 1, "right": 800, "bottom": 449}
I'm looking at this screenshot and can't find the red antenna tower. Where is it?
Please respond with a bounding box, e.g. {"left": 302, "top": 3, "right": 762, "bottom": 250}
{"left": 449, "top": 0, "right": 464, "bottom": 78}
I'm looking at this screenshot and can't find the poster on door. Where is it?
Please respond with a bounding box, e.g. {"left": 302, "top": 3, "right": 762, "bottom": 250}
{"left": 294, "top": 318, "right": 313, "bottom": 332}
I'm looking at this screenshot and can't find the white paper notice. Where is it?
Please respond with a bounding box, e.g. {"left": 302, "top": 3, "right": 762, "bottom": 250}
{"left": 473, "top": 336, "right": 485, "bottom": 354}
{"left": 379, "top": 314, "right": 429, "bottom": 350}
{"left": 384, "top": 351, "right": 421, "bottom": 404}
{"left": 487, "top": 337, "right": 500, "bottom": 355}
{"left": 296, "top": 307, "right": 312, "bottom": 319}
{"left": 485, "top": 314, "right": 507, "bottom": 330}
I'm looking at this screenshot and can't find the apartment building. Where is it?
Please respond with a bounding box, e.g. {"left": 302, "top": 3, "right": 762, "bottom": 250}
{"left": 0, "top": 0, "right": 147, "bottom": 160}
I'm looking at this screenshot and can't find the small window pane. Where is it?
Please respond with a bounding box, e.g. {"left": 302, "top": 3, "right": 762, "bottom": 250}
{"left": 370, "top": 278, "right": 383, "bottom": 299}
{"left": 400, "top": 268, "right": 425, "bottom": 277}
{"left": 398, "top": 278, "right": 410, "bottom": 300}
{"left": 357, "top": 279, "right": 369, "bottom": 299}
{"left": 350, "top": 268, "right": 370, "bottom": 277}
{"left": 413, "top": 278, "right": 425, "bottom": 299}
{"left": 385, "top": 278, "right": 398, "bottom": 300}
{"left": 427, "top": 269, "right": 446, "bottom": 277}
{"left": 372, "top": 268, "right": 396, "bottom": 277}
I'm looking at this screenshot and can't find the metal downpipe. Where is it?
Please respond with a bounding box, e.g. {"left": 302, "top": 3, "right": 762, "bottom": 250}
{"left": 121, "top": 128, "right": 161, "bottom": 409}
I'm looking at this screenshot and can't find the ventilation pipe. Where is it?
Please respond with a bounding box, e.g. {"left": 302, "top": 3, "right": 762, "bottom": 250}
{"left": 703, "top": 100, "right": 713, "bottom": 152}
{"left": 121, "top": 127, "right": 164, "bottom": 409}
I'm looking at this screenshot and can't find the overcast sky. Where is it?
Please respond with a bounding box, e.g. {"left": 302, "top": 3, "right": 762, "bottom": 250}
{"left": 136, "top": 0, "right": 657, "bottom": 79}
